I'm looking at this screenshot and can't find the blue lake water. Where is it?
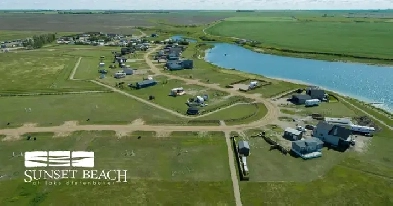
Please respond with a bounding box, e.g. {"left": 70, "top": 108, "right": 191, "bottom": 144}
{"left": 171, "top": 35, "right": 197, "bottom": 43}
{"left": 204, "top": 43, "right": 393, "bottom": 112}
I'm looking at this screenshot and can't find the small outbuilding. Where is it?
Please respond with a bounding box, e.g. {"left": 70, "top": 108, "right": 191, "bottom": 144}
{"left": 292, "top": 137, "right": 324, "bottom": 159}
{"left": 136, "top": 79, "right": 157, "bottom": 89}
{"left": 167, "top": 63, "right": 183, "bottom": 71}
{"left": 292, "top": 94, "right": 312, "bottom": 105}
{"left": 181, "top": 59, "right": 194, "bottom": 69}
{"left": 284, "top": 127, "right": 303, "bottom": 141}
{"left": 306, "top": 88, "right": 325, "bottom": 100}
{"left": 238, "top": 140, "right": 250, "bottom": 156}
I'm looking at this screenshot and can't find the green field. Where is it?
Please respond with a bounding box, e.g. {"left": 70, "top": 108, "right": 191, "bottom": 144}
{"left": 207, "top": 20, "right": 393, "bottom": 59}
{"left": 0, "top": 93, "right": 182, "bottom": 128}
{"left": 280, "top": 101, "right": 358, "bottom": 117}
{"left": 0, "top": 131, "right": 235, "bottom": 205}
{"left": 225, "top": 16, "right": 296, "bottom": 22}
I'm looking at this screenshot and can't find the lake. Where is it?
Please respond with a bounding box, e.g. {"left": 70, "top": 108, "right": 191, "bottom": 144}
{"left": 204, "top": 43, "right": 393, "bottom": 112}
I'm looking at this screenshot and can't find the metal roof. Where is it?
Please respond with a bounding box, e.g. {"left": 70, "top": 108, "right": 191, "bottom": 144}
{"left": 137, "top": 79, "right": 156, "bottom": 86}
{"left": 292, "top": 94, "right": 312, "bottom": 100}
{"left": 238, "top": 141, "right": 250, "bottom": 149}
{"left": 285, "top": 127, "right": 302, "bottom": 136}
{"left": 324, "top": 117, "right": 353, "bottom": 125}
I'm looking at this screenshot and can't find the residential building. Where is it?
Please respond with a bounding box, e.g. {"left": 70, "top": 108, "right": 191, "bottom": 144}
{"left": 306, "top": 88, "right": 326, "bottom": 100}
{"left": 187, "top": 107, "right": 199, "bottom": 115}
{"left": 136, "top": 79, "right": 157, "bottom": 89}
{"left": 167, "top": 63, "right": 183, "bottom": 71}
{"left": 291, "top": 94, "right": 312, "bottom": 105}
{"left": 123, "top": 68, "right": 133, "bottom": 75}
{"left": 292, "top": 137, "right": 323, "bottom": 159}
{"left": 284, "top": 127, "right": 303, "bottom": 141}
{"left": 313, "top": 121, "right": 353, "bottom": 147}
{"left": 181, "top": 60, "right": 193, "bottom": 69}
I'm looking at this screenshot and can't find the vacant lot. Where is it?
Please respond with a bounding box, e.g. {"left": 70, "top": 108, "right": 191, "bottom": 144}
{"left": 0, "top": 49, "right": 103, "bottom": 93}
{"left": 0, "top": 131, "right": 234, "bottom": 205}
{"left": 279, "top": 101, "right": 357, "bottom": 117}
{"left": 0, "top": 93, "right": 182, "bottom": 128}
{"left": 207, "top": 20, "right": 393, "bottom": 59}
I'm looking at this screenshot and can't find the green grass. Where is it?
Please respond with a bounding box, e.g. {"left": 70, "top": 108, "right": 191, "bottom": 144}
{"left": 280, "top": 108, "right": 296, "bottom": 115}
{"left": 207, "top": 21, "right": 393, "bottom": 59}
{"left": 0, "top": 31, "right": 76, "bottom": 41}
{"left": 0, "top": 93, "right": 183, "bottom": 128}
{"left": 0, "top": 131, "right": 235, "bottom": 205}
{"left": 281, "top": 102, "right": 358, "bottom": 117}
{"left": 344, "top": 98, "right": 393, "bottom": 127}
{"left": 0, "top": 49, "right": 103, "bottom": 93}
{"left": 198, "top": 103, "right": 268, "bottom": 125}
{"left": 225, "top": 16, "right": 296, "bottom": 22}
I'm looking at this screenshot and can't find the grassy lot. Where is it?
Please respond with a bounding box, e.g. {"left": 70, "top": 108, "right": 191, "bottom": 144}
{"left": 0, "top": 93, "right": 183, "bottom": 128}
{"left": 0, "top": 131, "right": 235, "bottom": 205}
{"left": 0, "top": 49, "right": 103, "bottom": 93}
{"left": 0, "top": 31, "right": 76, "bottom": 41}
{"left": 280, "top": 101, "right": 358, "bottom": 117}
{"left": 224, "top": 16, "right": 296, "bottom": 22}
{"left": 206, "top": 20, "right": 393, "bottom": 59}
{"left": 124, "top": 77, "right": 231, "bottom": 114}
{"left": 198, "top": 103, "right": 267, "bottom": 125}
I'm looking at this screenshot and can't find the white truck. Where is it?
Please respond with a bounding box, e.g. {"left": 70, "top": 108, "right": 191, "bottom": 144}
{"left": 305, "top": 99, "right": 320, "bottom": 107}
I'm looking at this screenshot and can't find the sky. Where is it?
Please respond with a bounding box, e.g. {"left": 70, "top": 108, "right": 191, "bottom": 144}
{"left": 0, "top": 0, "right": 392, "bottom": 10}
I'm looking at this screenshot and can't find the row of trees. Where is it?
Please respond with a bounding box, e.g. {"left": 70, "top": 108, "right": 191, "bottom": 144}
{"left": 23, "top": 33, "right": 56, "bottom": 49}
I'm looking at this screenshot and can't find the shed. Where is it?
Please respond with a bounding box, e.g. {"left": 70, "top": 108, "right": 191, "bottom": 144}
{"left": 306, "top": 88, "right": 325, "bottom": 100}
{"left": 187, "top": 107, "right": 199, "bottom": 115}
{"left": 238, "top": 141, "right": 250, "bottom": 156}
{"left": 182, "top": 59, "right": 194, "bottom": 69}
{"left": 292, "top": 137, "right": 323, "bottom": 154}
{"left": 292, "top": 94, "right": 312, "bottom": 105}
{"left": 136, "top": 79, "right": 157, "bottom": 89}
{"left": 167, "top": 63, "right": 183, "bottom": 71}
{"left": 123, "top": 68, "right": 133, "bottom": 75}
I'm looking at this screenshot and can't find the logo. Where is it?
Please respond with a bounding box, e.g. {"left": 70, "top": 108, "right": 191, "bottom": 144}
{"left": 23, "top": 151, "right": 127, "bottom": 186}
{"left": 25, "top": 151, "right": 94, "bottom": 168}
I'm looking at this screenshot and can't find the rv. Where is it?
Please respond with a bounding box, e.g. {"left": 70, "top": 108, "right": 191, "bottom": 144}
{"left": 350, "top": 125, "right": 375, "bottom": 135}
{"left": 305, "top": 99, "right": 320, "bottom": 107}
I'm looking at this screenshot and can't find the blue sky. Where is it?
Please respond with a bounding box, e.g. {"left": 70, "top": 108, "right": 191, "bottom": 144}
{"left": 0, "top": 0, "right": 392, "bottom": 10}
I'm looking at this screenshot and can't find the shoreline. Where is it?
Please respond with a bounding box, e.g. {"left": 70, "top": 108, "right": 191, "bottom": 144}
{"left": 203, "top": 48, "right": 393, "bottom": 114}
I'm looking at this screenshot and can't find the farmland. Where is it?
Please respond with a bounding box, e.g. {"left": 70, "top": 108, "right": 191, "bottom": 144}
{"left": 0, "top": 131, "right": 235, "bottom": 205}
{"left": 206, "top": 18, "right": 393, "bottom": 60}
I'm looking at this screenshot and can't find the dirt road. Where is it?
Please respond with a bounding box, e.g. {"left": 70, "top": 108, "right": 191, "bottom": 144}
{"left": 69, "top": 57, "right": 82, "bottom": 80}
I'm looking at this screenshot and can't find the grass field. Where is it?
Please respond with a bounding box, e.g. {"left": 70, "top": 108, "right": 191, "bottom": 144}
{"left": 280, "top": 101, "right": 358, "bottom": 117}
{"left": 0, "top": 49, "right": 104, "bottom": 93}
{"left": 198, "top": 103, "right": 268, "bottom": 125}
{"left": 206, "top": 20, "right": 393, "bottom": 59}
{"left": 0, "top": 93, "right": 183, "bottom": 128}
{"left": 0, "top": 131, "right": 235, "bottom": 205}
{"left": 225, "top": 16, "right": 296, "bottom": 22}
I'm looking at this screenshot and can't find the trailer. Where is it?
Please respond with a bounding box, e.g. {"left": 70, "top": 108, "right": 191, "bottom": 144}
{"left": 305, "top": 99, "right": 320, "bottom": 107}
{"left": 114, "top": 72, "right": 126, "bottom": 79}
{"left": 350, "top": 124, "right": 375, "bottom": 135}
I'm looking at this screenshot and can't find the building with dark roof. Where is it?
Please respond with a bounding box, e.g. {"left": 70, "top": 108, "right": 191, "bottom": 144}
{"left": 292, "top": 94, "right": 312, "bottom": 105}
{"left": 135, "top": 79, "right": 157, "bottom": 89}
{"left": 167, "top": 63, "right": 183, "bottom": 71}
{"left": 182, "top": 59, "right": 193, "bottom": 69}
{"left": 292, "top": 137, "right": 323, "bottom": 159}
{"left": 313, "top": 121, "right": 353, "bottom": 147}
{"left": 123, "top": 68, "right": 133, "bottom": 75}
{"left": 306, "top": 88, "right": 325, "bottom": 100}
{"left": 238, "top": 141, "right": 250, "bottom": 156}
{"left": 187, "top": 107, "right": 199, "bottom": 115}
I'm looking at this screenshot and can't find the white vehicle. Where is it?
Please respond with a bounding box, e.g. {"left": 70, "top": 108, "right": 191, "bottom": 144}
{"left": 114, "top": 72, "right": 126, "bottom": 79}
{"left": 305, "top": 99, "right": 320, "bottom": 107}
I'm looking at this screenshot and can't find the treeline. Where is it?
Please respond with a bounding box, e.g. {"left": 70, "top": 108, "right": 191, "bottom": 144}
{"left": 23, "top": 34, "right": 56, "bottom": 49}
{"left": 103, "top": 11, "right": 170, "bottom": 14}
{"left": 236, "top": 10, "right": 255, "bottom": 12}
{"left": 58, "top": 11, "right": 94, "bottom": 14}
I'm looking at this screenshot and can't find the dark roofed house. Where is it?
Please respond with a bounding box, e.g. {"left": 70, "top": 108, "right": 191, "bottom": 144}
{"left": 238, "top": 141, "right": 250, "bottom": 156}
{"left": 313, "top": 121, "right": 353, "bottom": 148}
{"left": 187, "top": 107, "right": 199, "bottom": 115}
{"left": 168, "top": 53, "right": 179, "bottom": 60}
{"left": 306, "top": 88, "right": 325, "bottom": 100}
{"left": 136, "top": 79, "right": 157, "bottom": 89}
{"left": 292, "top": 94, "right": 312, "bottom": 105}
{"left": 292, "top": 137, "right": 323, "bottom": 159}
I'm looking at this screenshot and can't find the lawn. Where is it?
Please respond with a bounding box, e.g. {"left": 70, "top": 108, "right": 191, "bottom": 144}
{"left": 0, "top": 92, "right": 184, "bottom": 128}
{"left": 224, "top": 16, "right": 296, "bottom": 22}
{"left": 198, "top": 103, "right": 267, "bottom": 125}
{"left": 0, "top": 30, "right": 76, "bottom": 41}
{"left": 206, "top": 21, "right": 393, "bottom": 59}
{"left": 0, "top": 49, "right": 103, "bottom": 93}
{"left": 0, "top": 131, "right": 235, "bottom": 205}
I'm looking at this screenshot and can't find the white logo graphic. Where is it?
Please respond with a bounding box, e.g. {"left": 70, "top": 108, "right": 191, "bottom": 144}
{"left": 24, "top": 151, "right": 94, "bottom": 168}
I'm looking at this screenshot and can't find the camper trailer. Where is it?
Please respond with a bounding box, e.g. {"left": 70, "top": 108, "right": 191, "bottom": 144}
{"left": 305, "top": 99, "right": 320, "bottom": 107}
{"left": 350, "top": 125, "right": 375, "bottom": 135}
{"left": 114, "top": 71, "right": 126, "bottom": 79}
{"left": 170, "top": 87, "right": 185, "bottom": 96}
{"left": 249, "top": 81, "right": 257, "bottom": 89}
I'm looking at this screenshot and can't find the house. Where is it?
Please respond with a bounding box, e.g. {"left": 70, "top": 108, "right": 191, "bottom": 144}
{"left": 167, "top": 63, "right": 183, "bottom": 71}
{"left": 291, "top": 94, "right": 312, "bottom": 105}
{"left": 136, "top": 79, "right": 157, "bottom": 89}
{"left": 123, "top": 68, "right": 133, "bottom": 75}
{"left": 324, "top": 117, "right": 353, "bottom": 126}
{"left": 187, "top": 107, "right": 199, "bottom": 115}
{"left": 313, "top": 121, "right": 353, "bottom": 147}
{"left": 292, "top": 137, "right": 323, "bottom": 159}
{"left": 168, "top": 53, "right": 179, "bottom": 60}
{"left": 306, "top": 88, "right": 326, "bottom": 100}
{"left": 284, "top": 127, "right": 303, "bottom": 141}
{"left": 181, "top": 60, "right": 193, "bottom": 69}
{"left": 238, "top": 141, "right": 250, "bottom": 156}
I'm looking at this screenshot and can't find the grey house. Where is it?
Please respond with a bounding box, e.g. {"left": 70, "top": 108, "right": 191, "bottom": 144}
{"left": 238, "top": 141, "right": 250, "bottom": 156}
{"left": 313, "top": 121, "right": 353, "bottom": 147}
{"left": 292, "top": 94, "right": 312, "bottom": 105}
{"left": 306, "top": 88, "right": 325, "bottom": 100}
{"left": 284, "top": 127, "right": 303, "bottom": 140}
{"left": 292, "top": 137, "right": 324, "bottom": 156}
{"left": 123, "top": 68, "right": 133, "bottom": 75}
